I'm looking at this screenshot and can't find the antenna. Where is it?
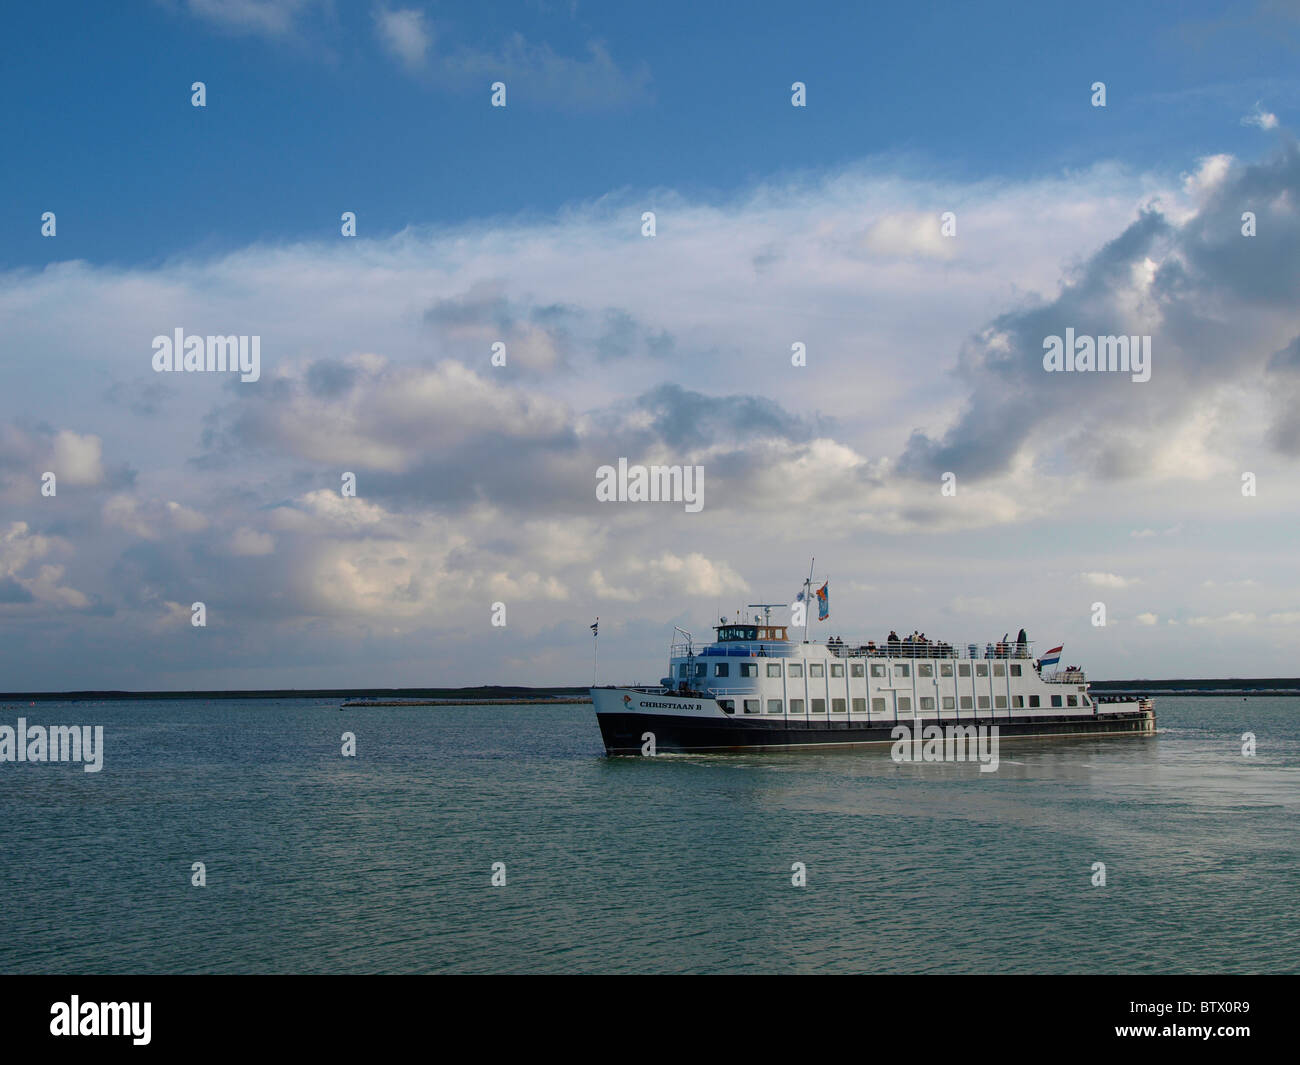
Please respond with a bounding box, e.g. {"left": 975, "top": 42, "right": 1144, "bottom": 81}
{"left": 802, "top": 557, "right": 815, "bottom": 643}
{"left": 747, "top": 603, "right": 784, "bottom": 625}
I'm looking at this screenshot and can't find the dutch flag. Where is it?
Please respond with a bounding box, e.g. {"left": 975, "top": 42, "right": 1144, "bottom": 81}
{"left": 1039, "top": 645, "right": 1063, "bottom": 667}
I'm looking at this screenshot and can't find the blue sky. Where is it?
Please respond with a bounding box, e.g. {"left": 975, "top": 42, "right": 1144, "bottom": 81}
{"left": 5, "top": 1, "right": 1298, "bottom": 269}
{"left": 3, "top": 2, "right": 1300, "bottom": 689}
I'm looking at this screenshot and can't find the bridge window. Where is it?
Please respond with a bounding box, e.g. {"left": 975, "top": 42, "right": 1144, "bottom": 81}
{"left": 767, "top": 663, "right": 781, "bottom": 677}
{"left": 870, "top": 664, "right": 887, "bottom": 678}
{"left": 940, "top": 663, "right": 954, "bottom": 677}
{"left": 958, "top": 663, "right": 971, "bottom": 677}
{"left": 896, "top": 664, "right": 910, "bottom": 678}
{"left": 790, "top": 699, "right": 805, "bottom": 713}
{"left": 677, "top": 664, "right": 687, "bottom": 678}
{"left": 871, "top": 698, "right": 886, "bottom": 713}
{"left": 694, "top": 663, "right": 706, "bottom": 677}
{"left": 714, "top": 663, "right": 729, "bottom": 677}
{"left": 719, "top": 700, "right": 734, "bottom": 714}
{"left": 1010, "top": 664, "right": 1022, "bottom": 677}
{"left": 852, "top": 698, "right": 866, "bottom": 713}
{"left": 995, "top": 696, "right": 1007, "bottom": 709}
{"left": 1012, "top": 695, "right": 1024, "bottom": 708}
{"left": 1051, "top": 695, "right": 1063, "bottom": 708}
{"left": 767, "top": 699, "right": 783, "bottom": 714}
{"left": 787, "top": 663, "right": 803, "bottom": 678}
{"left": 811, "top": 698, "right": 826, "bottom": 713}
{"left": 898, "top": 697, "right": 912, "bottom": 713}
{"left": 744, "top": 700, "right": 760, "bottom": 714}
{"left": 975, "top": 663, "right": 988, "bottom": 677}
{"left": 942, "top": 696, "right": 955, "bottom": 710}
{"left": 830, "top": 663, "right": 844, "bottom": 677}
{"left": 918, "top": 664, "right": 933, "bottom": 678}
{"left": 920, "top": 696, "right": 935, "bottom": 711}
{"left": 851, "top": 663, "right": 865, "bottom": 677}
{"left": 809, "top": 663, "right": 824, "bottom": 678}
{"left": 1067, "top": 695, "right": 1078, "bottom": 707}
{"left": 960, "top": 696, "right": 973, "bottom": 710}
{"left": 1029, "top": 695, "right": 1040, "bottom": 708}
{"left": 978, "top": 696, "right": 990, "bottom": 709}
{"left": 832, "top": 698, "right": 846, "bottom": 713}
{"left": 993, "top": 663, "right": 1005, "bottom": 677}
{"left": 740, "top": 663, "right": 757, "bottom": 677}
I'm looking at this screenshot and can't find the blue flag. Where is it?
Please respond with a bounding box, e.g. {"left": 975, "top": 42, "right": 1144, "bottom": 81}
{"left": 815, "top": 582, "right": 829, "bottom": 620}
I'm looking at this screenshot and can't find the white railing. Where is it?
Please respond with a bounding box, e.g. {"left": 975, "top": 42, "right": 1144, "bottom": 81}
{"left": 671, "top": 639, "right": 1040, "bottom": 661}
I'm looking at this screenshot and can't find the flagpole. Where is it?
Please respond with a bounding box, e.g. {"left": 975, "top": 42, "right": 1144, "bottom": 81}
{"left": 593, "top": 617, "right": 599, "bottom": 686}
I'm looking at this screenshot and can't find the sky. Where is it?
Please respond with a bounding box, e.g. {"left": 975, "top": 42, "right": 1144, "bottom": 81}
{"left": 2, "top": 0, "right": 1300, "bottom": 689}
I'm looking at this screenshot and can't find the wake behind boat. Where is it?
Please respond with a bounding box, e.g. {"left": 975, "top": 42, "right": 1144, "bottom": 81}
{"left": 591, "top": 566, "right": 1155, "bottom": 755}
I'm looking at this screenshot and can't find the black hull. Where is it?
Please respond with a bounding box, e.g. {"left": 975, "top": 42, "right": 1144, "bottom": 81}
{"left": 596, "top": 710, "right": 1154, "bottom": 755}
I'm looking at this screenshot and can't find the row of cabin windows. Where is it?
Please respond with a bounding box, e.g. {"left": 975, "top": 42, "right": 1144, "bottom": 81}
{"left": 872, "top": 662, "right": 1023, "bottom": 678}
{"left": 688, "top": 660, "right": 1026, "bottom": 680}
{"left": 721, "top": 692, "right": 1090, "bottom": 714}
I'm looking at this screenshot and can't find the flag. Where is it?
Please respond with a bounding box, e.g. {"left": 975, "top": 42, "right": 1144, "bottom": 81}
{"left": 591, "top": 619, "right": 599, "bottom": 637}
{"left": 815, "top": 581, "right": 829, "bottom": 620}
{"left": 1039, "top": 644, "right": 1062, "bottom": 667}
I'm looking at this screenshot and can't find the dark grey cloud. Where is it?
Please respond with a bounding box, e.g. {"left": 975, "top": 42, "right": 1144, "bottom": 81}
{"left": 900, "top": 145, "right": 1300, "bottom": 482}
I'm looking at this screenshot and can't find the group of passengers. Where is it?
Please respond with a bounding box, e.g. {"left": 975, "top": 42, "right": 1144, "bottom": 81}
{"left": 827, "top": 627, "right": 1034, "bottom": 660}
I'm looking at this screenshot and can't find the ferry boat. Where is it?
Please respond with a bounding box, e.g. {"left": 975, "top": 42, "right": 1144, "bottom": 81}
{"left": 591, "top": 573, "right": 1155, "bottom": 755}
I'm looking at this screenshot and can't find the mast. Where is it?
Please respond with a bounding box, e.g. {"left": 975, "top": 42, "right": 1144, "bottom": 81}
{"left": 802, "top": 556, "right": 815, "bottom": 643}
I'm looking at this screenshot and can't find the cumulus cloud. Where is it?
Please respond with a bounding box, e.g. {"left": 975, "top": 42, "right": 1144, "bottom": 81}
{"left": 373, "top": 6, "right": 431, "bottom": 71}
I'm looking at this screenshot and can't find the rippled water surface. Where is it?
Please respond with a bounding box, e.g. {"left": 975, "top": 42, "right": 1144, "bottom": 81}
{"left": 1, "top": 696, "right": 1296, "bottom": 973}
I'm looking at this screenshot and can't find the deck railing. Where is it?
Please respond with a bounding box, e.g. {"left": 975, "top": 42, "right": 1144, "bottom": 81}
{"left": 671, "top": 639, "right": 1040, "bottom": 661}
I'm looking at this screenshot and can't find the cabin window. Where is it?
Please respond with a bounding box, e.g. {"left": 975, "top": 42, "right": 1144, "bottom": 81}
{"left": 896, "top": 664, "right": 910, "bottom": 678}
{"left": 714, "top": 663, "right": 729, "bottom": 677}
{"left": 677, "top": 664, "right": 687, "bottom": 678}
{"left": 767, "top": 663, "right": 781, "bottom": 678}
{"left": 744, "top": 700, "right": 760, "bottom": 715}
{"left": 1067, "top": 695, "right": 1078, "bottom": 707}
{"left": 811, "top": 698, "right": 826, "bottom": 714}
{"left": 871, "top": 698, "right": 886, "bottom": 713}
{"left": 993, "top": 663, "right": 1005, "bottom": 677}
{"left": 1029, "top": 695, "right": 1040, "bottom": 708}
{"left": 852, "top": 698, "right": 866, "bottom": 713}
{"left": 871, "top": 664, "right": 887, "bottom": 678}
{"left": 978, "top": 696, "right": 990, "bottom": 709}
{"left": 788, "top": 663, "right": 804, "bottom": 678}
{"left": 975, "top": 663, "right": 988, "bottom": 677}
{"left": 940, "top": 663, "right": 954, "bottom": 677}
{"left": 898, "top": 697, "right": 912, "bottom": 713}
{"left": 830, "top": 663, "right": 845, "bottom": 677}
{"left": 790, "top": 699, "right": 805, "bottom": 714}
{"left": 960, "top": 696, "right": 973, "bottom": 710}
{"left": 942, "top": 696, "right": 955, "bottom": 710}
{"left": 1051, "top": 695, "right": 1063, "bottom": 708}
{"left": 1082, "top": 696, "right": 1091, "bottom": 706}
{"left": 719, "top": 700, "right": 734, "bottom": 714}
{"left": 958, "top": 663, "right": 971, "bottom": 677}
{"left": 694, "top": 663, "right": 706, "bottom": 677}
{"left": 1010, "top": 664, "right": 1022, "bottom": 677}
{"left": 1012, "top": 695, "right": 1024, "bottom": 709}
{"left": 740, "top": 663, "right": 757, "bottom": 677}
{"left": 995, "top": 696, "right": 1007, "bottom": 709}
{"left": 851, "top": 663, "right": 865, "bottom": 678}
{"left": 767, "top": 699, "right": 784, "bottom": 715}
{"left": 832, "top": 698, "right": 846, "bottom": 713}
{"left": 809, "top": 663, "right": 824, "bottom": 678}
{"left": 918, "top": 664, "right": 933, "bottom": 678}
{"left": 920, "top": 696, "right": 935, "bottom": 711}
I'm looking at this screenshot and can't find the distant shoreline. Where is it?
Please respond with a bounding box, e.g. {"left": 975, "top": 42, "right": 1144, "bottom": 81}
{"left": 1, "top": 679, "right": 1299, "bottom": 701}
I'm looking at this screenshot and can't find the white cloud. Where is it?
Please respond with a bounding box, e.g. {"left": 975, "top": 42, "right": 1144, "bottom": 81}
{"left": 1242, "top": 103, "right": 1279, "bottom": 131}
{"left": 374, "top": 7, "right": 431, "bottom": 71}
